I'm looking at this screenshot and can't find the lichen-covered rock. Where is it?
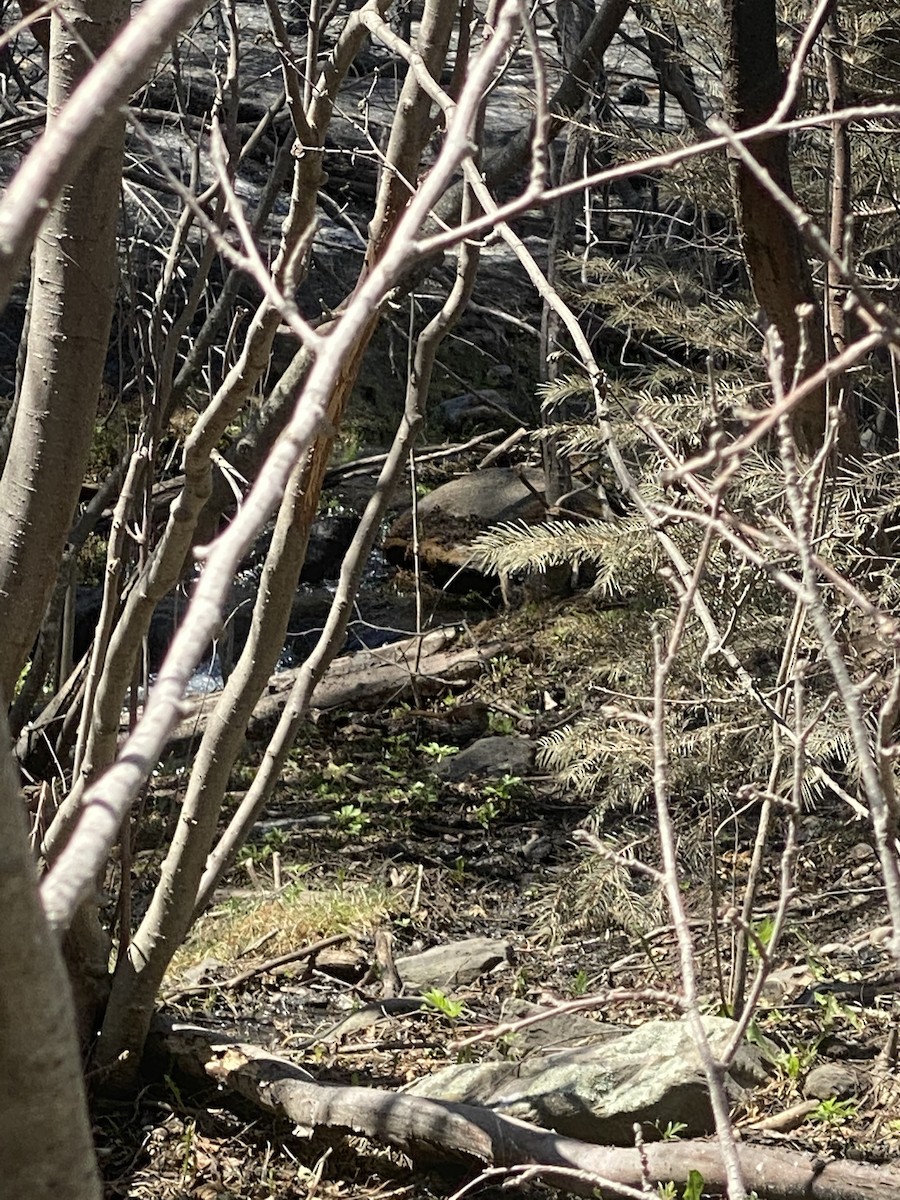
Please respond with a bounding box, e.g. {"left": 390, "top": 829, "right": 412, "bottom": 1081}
{"left": 409, "top": 1016, "right": 775, "bottom": 1145}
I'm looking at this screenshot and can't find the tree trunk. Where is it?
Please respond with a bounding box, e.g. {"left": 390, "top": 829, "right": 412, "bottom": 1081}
{"left": 722, "top": 0, "right": 856, "bottom": 453}
{"left": 0, "top": 707, "right": 101, "bottom": 1200}
{"left": 93, "top": 454, "right": 320, "bottom": 1077}
{"left": 0, "top": 0, "right": 127, "bottom": 700}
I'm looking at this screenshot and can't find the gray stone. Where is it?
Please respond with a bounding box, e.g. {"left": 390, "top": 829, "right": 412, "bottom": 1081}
{"left": 803, "top": 1062, "right": 864, "bottom": 1100}
{"left": 396, "top": 938, "right": 511, "bottom": 990}
{"left": 416, "top": 467, "right": 546, "bottom": 522}
{"left": 383, "top": 469, "right": 553, "bottom": 581}
{"left": 497, "top": 1000, "right": 622, "bottom": 1057}
{"left": 436, "top": 736, "right": 535, "bottom": 782}
{"left": 384, "top": 467, "right": 608, "bottom": 584}
{"left": 409, "top": 1016, "right": 775, "bottom": 1145}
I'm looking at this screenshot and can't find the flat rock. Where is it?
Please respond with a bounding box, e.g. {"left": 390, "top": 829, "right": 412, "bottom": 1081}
{"left": 383, "top": 467, "right": 608, "bottom": 587}
{"left": 803, "top": 1062, "right": 864, "bottom": 1100}
{"left": 416, "top": 467, "right": 547, "bottom": 522}
{"left": 396, "top": 937, "right": 511, "bottom": 990}
{"left": 409, "top": 1015, "right": 775, "bottom": 1145}
{"left": 436, "top": 736, "right": 535, "bottom": 782}
{"left": 498, "top": 1000, "right": 622, "bottom": 1056}
{"left": 383, "top": 468, "right": 547, "bottom": 583}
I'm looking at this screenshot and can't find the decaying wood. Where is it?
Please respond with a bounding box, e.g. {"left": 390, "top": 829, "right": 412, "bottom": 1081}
{"left": 168, "top": 629, "right": 506, "bottom": 750}
{"left": 155, "top": 1020, "right": 900, "bottom": 1200}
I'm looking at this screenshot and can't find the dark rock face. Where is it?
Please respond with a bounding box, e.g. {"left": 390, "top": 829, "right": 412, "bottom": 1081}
{"left": 300, "top": 515, "right": 358, "bottom": 584}
{"left": 73, "top": 514, "right": 362, "bottom": 672}
{"left": 618, "top": 81, "right": 650, "bottom": 105}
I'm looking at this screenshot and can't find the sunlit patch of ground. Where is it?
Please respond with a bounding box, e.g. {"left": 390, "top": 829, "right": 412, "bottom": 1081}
{"left": 169, "top": 881, "right": 392, "bottom": 981}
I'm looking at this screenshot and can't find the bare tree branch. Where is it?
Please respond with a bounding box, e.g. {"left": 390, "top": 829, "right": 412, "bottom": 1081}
{"left": 158, "top": 1021, "right": 900, "bottom": 1200}
{"left": 0, "top": 0, "right": 232, "bottom": 308}
{"left": 40, "top": 0, "right": 523, "bottom": 937}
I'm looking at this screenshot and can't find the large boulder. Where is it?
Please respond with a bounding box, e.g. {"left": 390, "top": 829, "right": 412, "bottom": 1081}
{"left": 409, "top": 1015, "right": 774, "bottom": 1145}
{"left": 383, "top": 467, "right": 546, "bottom": 588}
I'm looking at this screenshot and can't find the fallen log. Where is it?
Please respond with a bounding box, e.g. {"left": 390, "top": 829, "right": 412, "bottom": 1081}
{"left": 153, "top": 1019, "right": 900, "bottom": 1200}
{"left": 168, "top": 628, "right": 505, "bottom": 752}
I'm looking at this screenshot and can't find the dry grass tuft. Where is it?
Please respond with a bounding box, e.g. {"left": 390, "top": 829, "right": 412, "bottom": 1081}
{"left": 169, "top": 881, "right": 392, "bottom": 978}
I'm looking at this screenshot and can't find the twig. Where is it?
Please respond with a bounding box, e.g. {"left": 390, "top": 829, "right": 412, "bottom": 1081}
{"left": 740, "top": 1100, "right": 818, "bottom": 1133}
{"left": 0, "top": 0, "right": 228, "bottom": 308}
{"left": 773, "top": 355, "right": 900, "bottom": 964}
{"left": 194, "top": 180, "right": 486, "bottom": 912}
{"left": 164, "top": 933, "right": 350, "bottom": 1000}
{"left": 452, "top": 989, "right": 684, "bottom": 1050}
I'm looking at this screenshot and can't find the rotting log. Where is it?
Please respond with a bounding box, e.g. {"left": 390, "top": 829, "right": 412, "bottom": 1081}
{"left": 166, "top": 629, "right": 506, "bottom": 752}
{"left": 154, "top": 1020, "right": 900, "bottom": 1200}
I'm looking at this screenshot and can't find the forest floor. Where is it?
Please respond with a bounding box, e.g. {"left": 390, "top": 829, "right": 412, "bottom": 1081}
{"left": 96, "top": 579, "right": 900, "bottom": 1199}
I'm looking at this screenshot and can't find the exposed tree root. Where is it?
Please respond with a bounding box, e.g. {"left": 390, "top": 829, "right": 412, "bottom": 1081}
{"left": 154, "top": 1019, "right": 900, "bottom": 1200}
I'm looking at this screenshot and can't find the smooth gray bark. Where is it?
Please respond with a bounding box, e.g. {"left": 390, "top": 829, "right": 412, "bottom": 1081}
{"left": 0, "top": 0, "right": 127, "bottom": 701}
{"left": 0, "top": 706, "right": 101, "bottom": 1200}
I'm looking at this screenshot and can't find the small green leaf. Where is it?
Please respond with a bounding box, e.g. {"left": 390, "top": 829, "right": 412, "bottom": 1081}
{"left": 683, "top": 1169, "right": 704, "bottom": 1200}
